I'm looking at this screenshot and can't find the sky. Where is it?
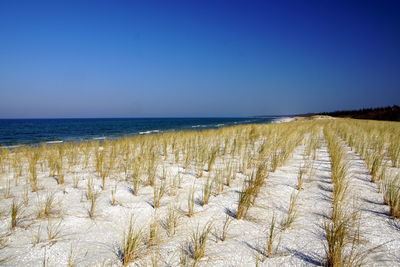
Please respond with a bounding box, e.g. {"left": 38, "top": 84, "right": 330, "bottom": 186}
{"left": 0, "top": 0, "right": 399, "bottom": 118}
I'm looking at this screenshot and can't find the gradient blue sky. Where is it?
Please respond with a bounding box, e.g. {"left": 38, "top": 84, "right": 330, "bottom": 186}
{"left": 0, "top": 0, "right": 399, "bottom": 118}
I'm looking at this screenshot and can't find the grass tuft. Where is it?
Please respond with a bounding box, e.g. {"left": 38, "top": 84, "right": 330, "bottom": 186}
{"left": 201, "top": 177, "right": 213, "bottom": 206}
{"left": 120, "top": 218, "right": 144, "bottom": 266}
{"left": 221, "top": 215, "right": 232, "bottom": 241}
{"left": 189, "top": 223, "right": 212, "bottom": 262}
{"left": 281, "top": 191, "right": 299, "bottom": 230}
{"left": 187, "top": 185, "right": 195, "bottom": 217}
{"left": 10, "top": 200, "right": 22, "bottom": 229}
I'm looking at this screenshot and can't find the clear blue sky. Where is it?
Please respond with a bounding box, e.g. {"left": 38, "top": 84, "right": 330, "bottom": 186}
{"left": 0, "top": 0, "right": 399, "bottom": 118}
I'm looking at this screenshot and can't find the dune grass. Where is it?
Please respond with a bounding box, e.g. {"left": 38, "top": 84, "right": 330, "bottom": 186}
{"left": 331, "top": 119, "right": 400, "bottom": 218}
{"left": 381, "top": 174, "right": 400, "bottom": 218}
{"left": 189, "top": 223, "right": 212, "bottom": 262}
{"left": 221, "top": 215, "right": 233, "bottom": 241}
{"left": 201, "top": 177, "right": 213, "bottom": 206}
{"left": 153, "top": 181, "right": 165, "bottom": 209}
{"left": 148, "top": 217, "right": 159, "bottom": 247}
{"left": 88, "top": 193, "right": 98, "bottom": 219}
{"left": 264, "top": 213, "right": 278, "bottom": 259}
{"left": 281, "top": 191, "right": 299, "bottom": 230}
{"left": 36, "top": 193, "right": 57, "bottom": 219}
{"left": 0, "top": 118, "right": 398, "bottom": 265}
{"left": 10, "top": 200, "right": 22, "bottom": 229}
{"left": 120, "top": 218, "right": 144, "bottom": 266}
{"left": 324, "top": 125, "right": 367, "bottom": 267}
{"left": 166, "top": 204, "right": 178, "bottom": 236}
{"left": 187, "top": 185, "right": 196, "bottom": 217}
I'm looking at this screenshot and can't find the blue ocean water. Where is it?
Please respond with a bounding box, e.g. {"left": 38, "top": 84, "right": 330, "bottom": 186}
{"left": 0, "top": 118, "right": 277, "bottom": 147}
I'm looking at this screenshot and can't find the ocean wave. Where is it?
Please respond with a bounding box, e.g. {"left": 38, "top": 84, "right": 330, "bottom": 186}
{"left": 192, "top": 125, "right": 207, "bottom": 128}
{"left": 93, "top": 137, "right": 106, "bottom": 140}
{"left": 271, "top": 117, "right": 294, "bottom": 124}
{"left": 45, "top": 140, "right": 63, "bottom": 144}
{"left": 139, "top": 130, "right": 160, "bottom": 135}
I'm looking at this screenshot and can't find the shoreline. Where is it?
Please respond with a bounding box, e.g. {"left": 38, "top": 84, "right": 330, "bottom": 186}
{"left": 0, "top": 117, "right": 293, "bottom": 149}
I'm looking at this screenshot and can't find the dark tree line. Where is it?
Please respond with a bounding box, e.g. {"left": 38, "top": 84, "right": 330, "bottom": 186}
{"left": 319, "top": 105, "right": 400, "bottom": 121}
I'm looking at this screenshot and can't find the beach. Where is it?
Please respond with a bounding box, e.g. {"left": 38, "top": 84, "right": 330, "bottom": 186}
{"left": 0, "top": 118, "right": 399, "bottom": 266}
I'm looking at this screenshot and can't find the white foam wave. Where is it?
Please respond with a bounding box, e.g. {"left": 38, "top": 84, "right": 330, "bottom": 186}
{"left": 139, "top": 130, "right": 160, "bottom": 135}
{"left": 45, "top": 140, "right": 63, "bottom": 144}
{"left": 272, "top": 117, "right": 294, "bottom": 124}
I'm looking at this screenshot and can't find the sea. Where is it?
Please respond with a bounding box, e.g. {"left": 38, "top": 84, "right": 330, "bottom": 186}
{"left": 0, "top": 117, "right": 278, "bottom": 147}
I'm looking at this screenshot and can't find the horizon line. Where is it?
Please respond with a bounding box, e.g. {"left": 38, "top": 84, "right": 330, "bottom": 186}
{"left": 0, "top": 116, "right": 276, "bottom": 120}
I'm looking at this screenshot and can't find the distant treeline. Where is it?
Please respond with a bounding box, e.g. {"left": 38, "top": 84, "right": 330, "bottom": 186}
{"left": 319, "top": 105, "right": 400, "bottom": 121}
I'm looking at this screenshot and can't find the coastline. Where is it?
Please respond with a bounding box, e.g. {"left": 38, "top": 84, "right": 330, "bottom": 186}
{"left": 0, "top": 117, "right": 291, "bottom": 148}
